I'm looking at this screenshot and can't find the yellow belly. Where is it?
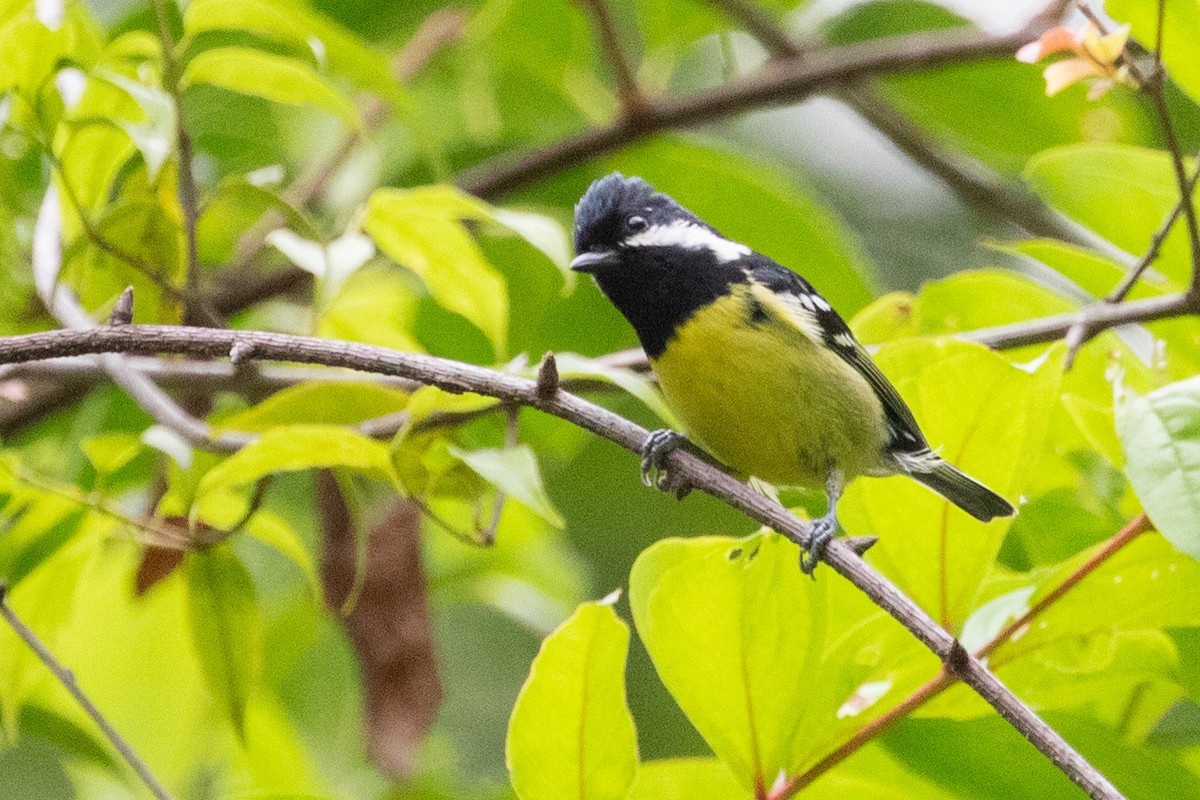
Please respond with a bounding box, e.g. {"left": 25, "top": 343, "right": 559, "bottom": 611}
{"left": 649, "top": 288, "right": 890, "bottom": 487}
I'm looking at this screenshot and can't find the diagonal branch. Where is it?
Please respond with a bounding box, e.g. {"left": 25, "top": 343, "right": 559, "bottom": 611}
{"left": 770, "top": 512, "right": 1152, "bottom": 799}
{"left": 0, "top": 323, "right": 1126, "bottom": 799}
{"left": 578, "top": 0, "right": 648, "bottom": 115}
{"left": 704, "top": 0, "right": 1094, "bottom": 249}
{"left": 458, "top": 16, "right": 1062, "bottom": 200}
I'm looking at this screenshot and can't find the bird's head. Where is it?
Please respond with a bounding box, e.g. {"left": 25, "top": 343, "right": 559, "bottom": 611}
{"left": 570, "top": 173, "right": 739, "bottom": 274}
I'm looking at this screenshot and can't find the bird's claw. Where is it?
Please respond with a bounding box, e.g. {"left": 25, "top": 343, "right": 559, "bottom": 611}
{"left": 640, "top": 429, "right": 689, "bottom": 493}
{"left": 799, "top": 515, "right": 838, "bottom": 577}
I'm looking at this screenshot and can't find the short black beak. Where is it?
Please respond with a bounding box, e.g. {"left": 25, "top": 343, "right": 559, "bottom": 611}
{"left": 569, "top": 250, "right": 617, "bottom": 273}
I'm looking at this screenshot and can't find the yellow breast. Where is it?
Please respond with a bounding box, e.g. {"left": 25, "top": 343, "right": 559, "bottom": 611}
{"left": 649, "top": 285, "right": 890, "bottom": 487}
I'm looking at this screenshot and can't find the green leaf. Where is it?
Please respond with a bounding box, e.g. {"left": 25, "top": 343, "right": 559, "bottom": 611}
{"left": 182, "top": 0, "right": 406, "bottom": 106}
{"left": 1108, "top": 0, "right": 1200, "bottom": 106}
{"left": 90, "top": 68, "right": 176, "bottom": 180}
{"left": 550, "top": 352, "right": 681, "bottom": 428}
{"left": 182, "top": 47, "right": 359, "bottom": 127}
{"left": 627, "top": 759, "right": 747, "bottom": 800}
{"left": 1002, "top": 238, "right": 1177, "bottom": 300}
{"left": 186, "top": 546, "right": 260, "bottom": 735}
{"left": 1061, "top": 393, "right": 1123, "bottom": 467}
{"left": 1024, "top": 144, "right": 1195, "bottom": 285}
{"left": 506, "top": 599, "right": 638, "bottom": 800}
{"left": 838, "top": 340, "right": 1061, "bottom": 631}
{"left": 217, "top": 383, "right": 409, "bottom": 433}
{"left": 448, "top": 445, "right": 565, "bottom": 528}
{"left": 365, "top": 186, "right": 509, "bottom": 356}
{"left": 628, "top": 533, "right": 825, "bottom": 787}
{"left": 80, "top": 433, "right": 143, "bottom": 475}
{"left": 193, "top": 425, "right": 400, "bottom": 528}
{"left": 244, "top": 511, "right": 319, "bottom": 595}
{"left": 1116, "top": 375, "right": 1200, "bottom": 561}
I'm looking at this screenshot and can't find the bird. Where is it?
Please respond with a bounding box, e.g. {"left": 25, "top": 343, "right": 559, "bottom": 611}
{"left": 569, "top": 173, "right": 1014, "bottom": 573}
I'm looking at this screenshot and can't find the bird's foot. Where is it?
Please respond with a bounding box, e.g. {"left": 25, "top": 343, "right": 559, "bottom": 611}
{"left": 640, "top": 429, "right": 690, "bottom": 495}
{"left": 799, "top": 513, "right": 839, "bottom": 577}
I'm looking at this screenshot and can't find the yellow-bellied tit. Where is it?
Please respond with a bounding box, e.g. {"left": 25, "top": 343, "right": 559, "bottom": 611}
{"left": 569, "top": 173, "right": 1014, "bottom": 573}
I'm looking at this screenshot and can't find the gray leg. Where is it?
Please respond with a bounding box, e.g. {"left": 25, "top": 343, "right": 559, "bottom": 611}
{"left": 640, "top": 429, "right": 688, "bottom": 491}
{"left": 800, "top": 469, "right": 844, "bottom": 576}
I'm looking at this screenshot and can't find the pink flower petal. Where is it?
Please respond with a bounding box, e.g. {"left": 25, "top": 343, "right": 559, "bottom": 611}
{"left": 1044, "top": 59, "right": 1101, "bottom": 96}
{"left": 1016, "top": 26, "right": 1080, "bottom": 63}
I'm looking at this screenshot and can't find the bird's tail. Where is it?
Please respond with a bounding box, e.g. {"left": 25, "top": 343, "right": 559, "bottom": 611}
{"left": 904, "top": 455, "right": 1015, "bottom": 522}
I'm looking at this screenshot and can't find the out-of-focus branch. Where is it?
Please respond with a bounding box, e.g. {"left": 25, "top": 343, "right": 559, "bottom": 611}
{"left": 459, "top": 5, "right": 1065, "bottom": 199}
{"left": 215, "top": 9, "right": 469, "bottom": 316}
{"left": 704, "top": 0, "right": 1094, "bottom": 249}
{"left": 965, "top": 290, "right": 1198, "bottom": 350}
{"left": 577, "top": 0, "right": 648, "bottom": 114}
{"left": 1107, "top": 152, "right": 1200, "bottom": 302}
{"left": 151, "top": 0, "right": 204, "bottom": 325}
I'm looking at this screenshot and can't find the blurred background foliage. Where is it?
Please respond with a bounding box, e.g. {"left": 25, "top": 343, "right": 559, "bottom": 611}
{"left": 0, "top": 0, "right": 1198, "bottom": 798}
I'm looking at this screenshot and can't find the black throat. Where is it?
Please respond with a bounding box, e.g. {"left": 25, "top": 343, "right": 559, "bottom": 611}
{"left": 592, "top": 248, "right": 747, "bottom": 358}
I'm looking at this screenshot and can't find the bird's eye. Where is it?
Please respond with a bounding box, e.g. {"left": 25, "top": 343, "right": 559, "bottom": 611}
{"left": 626, "top": 215, "right": 648, "bottom": 232}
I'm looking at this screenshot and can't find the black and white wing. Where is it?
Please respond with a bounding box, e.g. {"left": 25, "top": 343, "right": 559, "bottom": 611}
{"left": 745, "top": 257, "right": 930, "bottom": 457}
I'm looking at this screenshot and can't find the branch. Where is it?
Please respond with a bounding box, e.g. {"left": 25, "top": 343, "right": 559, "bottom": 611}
{"left": 1107, "top": 155, "right": 1200, "bottom": 302}
{"left": 0, "top": 323, "right": 1125, "bottom": 799}
{"left": 151, "top": 0, "right": 204, "bottom": 325}
{"left": 1146, "top": 86, "right": 1200, "bottom": 295}
{"left": 964, "top": 291, "right": 1198, "bottom": 350}
{"left": 0, "top": 585, "right": 174, "bottom": 800}
{"left": 703, "top": 1, "right": 1096, "bottom": 250}
{"left": 771, "top": 512, "right": 1152, "bottom": 799}
{"left": 577, "top": 0, "right": 648, "bottom": 114}
{"left": 458, "top": 19, "right": 1058, "bottom": 200}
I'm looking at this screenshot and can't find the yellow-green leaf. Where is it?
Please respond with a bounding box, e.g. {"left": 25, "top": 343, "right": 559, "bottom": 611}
{"left": 182, "top": 47, "right": 359, "bottom": 127}
{"left": 448, "top": 445, "right": 565, "bottom": 528}
{"left": 186, "top": 546, "right": 260, "bottom": 735}
{"left": 365, "top": 186, "right": 508, "bottom": 356}
{"left": 506, "top": 599, "right": 638, "bottom": 800}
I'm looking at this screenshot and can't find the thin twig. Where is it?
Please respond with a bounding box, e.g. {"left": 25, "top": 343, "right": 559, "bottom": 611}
{"left": 151, "top": 0, "right": 204, "bottom": 325}
{"left": 46, "top": 153, "right": 192, "bottom": 309}
{"left": 1146, "top": 87, "right": 1200, "bottom": 295}
{"left": 965, "top": 290, "right": 1198, "bottom": 350}
{"left": 706, "top": 0, "right": 803, "bottom": 58}
{"left": 578, "top": 0, "right": 648, "bottom": 115}
{"left": 771, "top": 512, "right": 1152, "bottom": 799}
{"left": 0, "top": 586, "right": 175, "bottom": 800}
{"left": 1106, "top": 153, "right": 1200, "bottom": 302}
{"left": 978, "top": 513, "right": 1152, "bottom": 660}
{"left": 0, "top": 323, "right": 1127, "bottom": 799}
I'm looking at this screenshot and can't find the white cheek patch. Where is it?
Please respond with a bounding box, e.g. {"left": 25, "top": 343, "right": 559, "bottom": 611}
{"left": 622, "top": 220, "right": 751, "bottom": 263}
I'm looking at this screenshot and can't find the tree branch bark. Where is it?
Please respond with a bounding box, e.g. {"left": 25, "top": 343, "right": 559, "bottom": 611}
{"left": 0, "top": 323, "right": 1126, "bottom": 799}
{"left": 458, "top": 19, "right": 1057, "bottom": 200}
